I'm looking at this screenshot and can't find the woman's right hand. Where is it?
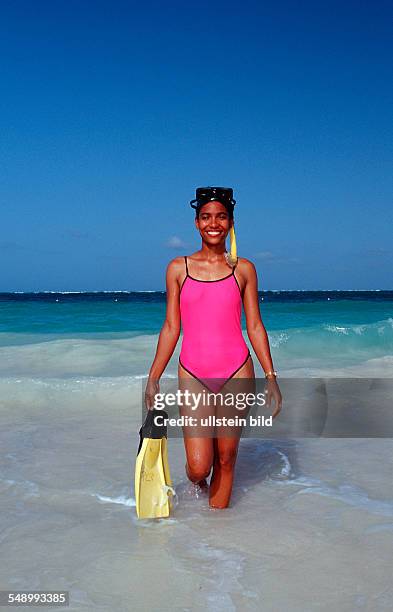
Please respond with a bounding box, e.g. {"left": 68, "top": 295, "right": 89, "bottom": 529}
{"left": 144, "top": 378, "right": 160, "bottom": 411}
{"left": 265, "top": 377, "right": 282, "bottom": 419}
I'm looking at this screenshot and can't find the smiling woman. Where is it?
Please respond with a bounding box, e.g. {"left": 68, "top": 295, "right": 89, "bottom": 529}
{"left": 190, "top": 186, "right": 238, "bottom": 267}
{"left": 144, "top": 186, "right": 282, "bottom": 510}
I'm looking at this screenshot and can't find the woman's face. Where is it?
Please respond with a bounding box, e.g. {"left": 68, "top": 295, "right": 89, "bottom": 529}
{"left": 195, "top": 201, "right": 232, "bottom": 245}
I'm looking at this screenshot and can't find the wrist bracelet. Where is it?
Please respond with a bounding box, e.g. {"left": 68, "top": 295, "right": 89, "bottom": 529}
{"left": 265, "top": 370, "right": 277, "bottom": 379}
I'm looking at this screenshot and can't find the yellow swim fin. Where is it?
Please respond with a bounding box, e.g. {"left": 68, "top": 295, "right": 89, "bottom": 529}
{"left": 134, "top": 409, "right": 174, "bottom": 519}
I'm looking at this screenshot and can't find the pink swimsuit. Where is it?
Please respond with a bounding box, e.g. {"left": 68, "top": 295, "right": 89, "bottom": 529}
{"left": 179, "top": 256, "right": 250, "bottom": 393}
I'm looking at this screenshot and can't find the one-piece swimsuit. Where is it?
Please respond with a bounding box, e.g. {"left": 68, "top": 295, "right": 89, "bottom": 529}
{"left": 179, "top": 255, "right": 250, "bottom": 393}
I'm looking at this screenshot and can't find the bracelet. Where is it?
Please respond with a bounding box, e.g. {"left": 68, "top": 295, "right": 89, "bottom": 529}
{"left": 264, "top": 370, "right": 277, "bottom": 379}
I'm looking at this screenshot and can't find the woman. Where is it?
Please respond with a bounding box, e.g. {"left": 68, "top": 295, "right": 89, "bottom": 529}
{"left": 145, "top": 186, "right": 282, "bottom": 509}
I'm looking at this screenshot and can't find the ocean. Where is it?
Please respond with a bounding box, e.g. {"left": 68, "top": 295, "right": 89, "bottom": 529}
{"left": 1, "top": 290, "right": 392, "bottom": 377}
{"left": 1, "top": 290, "right": 393, "bottom": 610}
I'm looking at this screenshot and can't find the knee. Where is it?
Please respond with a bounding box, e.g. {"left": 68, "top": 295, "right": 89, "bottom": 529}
{"left": 187, "top": 462, "right": 211, "bottom": 482}
{"left": 217, "top": 448, "right": 238, "bottom": 471}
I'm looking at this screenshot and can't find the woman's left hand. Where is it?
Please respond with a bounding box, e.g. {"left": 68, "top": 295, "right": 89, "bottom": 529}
{"left": 265, "top": 378, "right": 282, "bottom": 418}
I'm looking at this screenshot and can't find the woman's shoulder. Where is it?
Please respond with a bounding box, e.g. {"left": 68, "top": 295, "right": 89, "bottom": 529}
{"left": 236, "top": 257, "right": 257, "bottom": 273}
{"left": 167, "top": 251, "right": 201, "bottom": 269}
{"left": 166, "top": 256, "right": 186, "bottom": 272}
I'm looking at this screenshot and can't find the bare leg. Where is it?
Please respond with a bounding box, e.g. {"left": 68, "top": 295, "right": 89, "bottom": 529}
{"left": 183, "top": 437, "right": 214, "bottom": 487}
{"left": 178, "top": 356, "right": 254, "bottom": 504}
{"left": 209, "top": 437, "right": 240, "bottom": 509}
{"left": 178, "top": 362, "right": 214, "bottom": 488}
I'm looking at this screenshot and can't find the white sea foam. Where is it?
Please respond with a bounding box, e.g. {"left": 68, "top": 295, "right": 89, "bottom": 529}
{"left": 325, "top": 325, "right": 350, "bottom": 335}
{"left": 276, "top": 475, "right": 393, "bottom": 518}
{"left": 92, "top": 493, "right": 136, "bottom": 507}
{"left": 353, "top": 325, "right": 367, "bottom": 335}
{"left": 269, "top": 331, "right": 290, "bottom": 347}
{"left": 0, "top": 334, "right": 177, "bottom": 378}
{"left": 277, "top": 450, "right": 292, "bottom": 478}
{"left": 0, "top": 478, "right": 40, "bottom": 497}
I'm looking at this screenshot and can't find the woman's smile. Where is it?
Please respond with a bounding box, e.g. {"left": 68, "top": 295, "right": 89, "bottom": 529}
{"left": 205, "top": 230, "right": 223, "bottom": 236}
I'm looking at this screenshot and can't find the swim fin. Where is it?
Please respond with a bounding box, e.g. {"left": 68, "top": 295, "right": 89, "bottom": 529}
{"left": 134, "top": 409, "right": 174, "bottom": 519}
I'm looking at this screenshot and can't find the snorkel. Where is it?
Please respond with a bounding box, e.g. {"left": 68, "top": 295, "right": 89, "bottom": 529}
{"left": 190, "top": 186, "right": 238, "bottom": 266}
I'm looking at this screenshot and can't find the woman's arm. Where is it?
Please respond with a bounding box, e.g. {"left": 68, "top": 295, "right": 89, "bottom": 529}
{"left": 148, "top": 258, "right": 182, "bottom": 382}
{"left": 145, "top": 258, "right": 182, "bottom": 409}
{"left": 241, "top": 259, "right": 275, "bottom": 375}
{"left": 241, "top": 258, "right": 282, "bottom": 417}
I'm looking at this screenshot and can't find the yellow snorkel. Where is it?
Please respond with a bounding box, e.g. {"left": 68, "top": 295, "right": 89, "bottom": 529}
{"left": 226, "top": 223, "right": 238, "bottom": 267}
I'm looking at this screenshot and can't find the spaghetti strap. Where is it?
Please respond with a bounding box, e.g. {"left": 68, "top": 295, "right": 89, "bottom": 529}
{"left": 184, "top": 255, "right": 189, "bottom": 276}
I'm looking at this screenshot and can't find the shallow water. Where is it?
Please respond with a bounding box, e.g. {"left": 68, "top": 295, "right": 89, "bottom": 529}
{"left": 1, "top": 379, "right": 393, "bottom": 611}
{"left": 1, "top": 295, "right": 393, "bottom": 610}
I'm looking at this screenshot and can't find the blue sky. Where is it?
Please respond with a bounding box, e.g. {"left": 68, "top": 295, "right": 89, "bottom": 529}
{"left": 1, "top": 0, "right": 392, "bottom": 291}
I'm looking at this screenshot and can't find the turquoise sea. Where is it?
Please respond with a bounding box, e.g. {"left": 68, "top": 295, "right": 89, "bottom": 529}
{"left": 1, "top": 290, "right": 392, "bottom": 377}
{"left": 1, "top": 290, "right": 393, "bottom": 610}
